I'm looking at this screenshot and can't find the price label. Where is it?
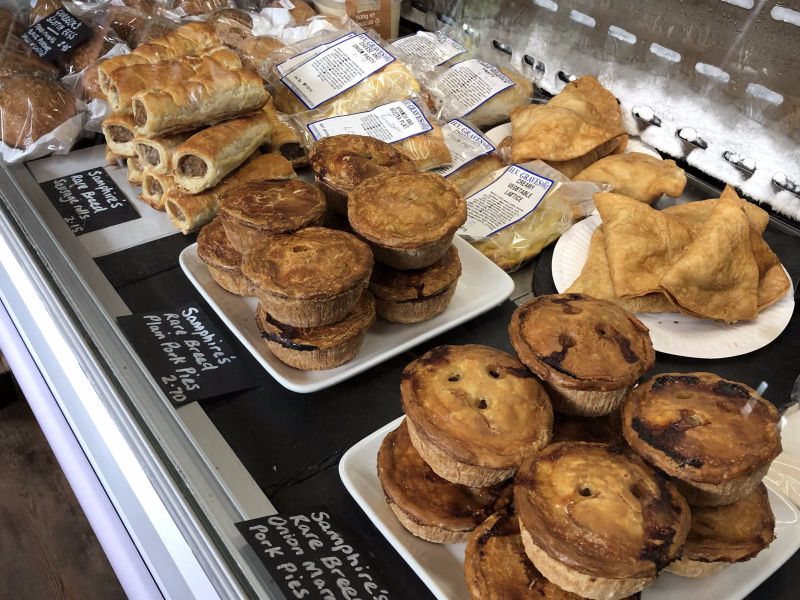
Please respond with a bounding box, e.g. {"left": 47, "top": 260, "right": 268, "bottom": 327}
{"left": 460, "top": 165, "right": 554, "bottom": 239}
{"left": 276, "top": 32, "right": 357, "bottom": 77}
{"left": 41, "top": 167, "right": 140, "bottom": 235}
{"left": 20, "top": 8, "right": 93, "bottom": 63}
{"left": 430, "top": 119, "right": 495, "bottom": 178}
{"left": 281, "top": 33, "right": 395, "bottom": 110}
{"left": 434, "top": 58, "right": 514, "bottom": 118}
{"left": 391, "top": 31, "right": 467, "bottom": 66}
{"left": 307, "top": 99, "right": 432, "bottom": 143}
{"left": 117, "top": 303, "right": 257, "bottom": 406}
{"left": 237, "top": 509, "right": 393, "bottom": 600}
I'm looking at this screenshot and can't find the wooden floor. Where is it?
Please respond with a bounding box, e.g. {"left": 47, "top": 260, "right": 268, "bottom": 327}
{"left": 0, "top": 375, "right": 127, "bottom": 600}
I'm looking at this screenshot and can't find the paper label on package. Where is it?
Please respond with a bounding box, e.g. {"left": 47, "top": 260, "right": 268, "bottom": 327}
{"left": 275, "top": 31, "right": 356, "bottom": 76}
{"left": 280, "top": 33, "right": 394, "bottom": 109}
{"left": 430, "top": 119, "right": 494, "bottom": 178}
{"left": 392, "top": 31, "right": 467, "bottom": 66}
{"left": 346, "top": 0, "right": 393, "bottom": 40}
{"left": 307, "top": 99, "right": 432, "bottom": 142}
{"left": 278, "top": 0, "right": 295, "bottom": 8}
{"left": 436, "top": 58, "right": 513, "bottom": 117}
{"left": 460, "top": 165, "right": 553, "bottom": 239}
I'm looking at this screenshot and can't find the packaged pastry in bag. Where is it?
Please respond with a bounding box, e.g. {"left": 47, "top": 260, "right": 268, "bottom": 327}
{"left": 459, "top": 160, "right": 608, "bottom": 271}
{"left": 266, "top": 28, "right": 423, "bottom": 116}
{"left": 423, "top": 56, "right": 533, "bottom": 128}
{"left": 290, "top": 94, "right": 451, "bottom": 170}
{"left": 390, "top": 24, "right": 476, "bottom": 71}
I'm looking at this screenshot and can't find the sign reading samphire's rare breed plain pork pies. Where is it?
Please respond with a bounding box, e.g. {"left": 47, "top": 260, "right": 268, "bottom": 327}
{"left": 236, "top": 509, "right": 393, "bottom": 600}
{"left": 118, "top": 303, "right": 256, "bottom": 405}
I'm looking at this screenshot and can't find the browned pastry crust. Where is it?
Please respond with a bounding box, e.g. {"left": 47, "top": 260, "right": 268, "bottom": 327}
{"left": 309, "top": 134, "right": 416, "bottom": 215}
{"left": 378, "top": 420, "right": 511, "bottom": 544}
{"left": 621, "top": 372, "right": 781, "bottom": 506}
{"left": 242, "top": 227, "right": 373, "bottom": 327}
{"left": 0, "top": 78, "right": 75, "bottom": 149}
{"left": 126, "top": 158, "right": 143, "bottom": 186}
{"left": 141, "top": 170, "right": 173, "bottom": 211}
{"left": 667, "top": 483, "right": 775, "bottom": 578}
{"left": 515, "top": 442, "right": 689, "bottom": 599}
{"left": 348, "top": 172, "right": 467, "bottom": 269}
{"left": 97, "top": 22, "right": 220, "bottom": 94}
{"left": 465, "top": 509, "right": 634, "bottom": 600}
{"left": 255, "top": 292, "right": 375, "bottom": 369}
{"left": 105, "top": 47, "right": 242, "bottom": 113}
{"left": 165, "top": 152, "right": 295, "bottom": 235}
{"left": 131, "top": 66, "right": 268, "bottom": 137}
{"left": 551, "top": 411, "right": 625, "bottom": 445}
{"left": 401, "top": 344, "right": 553, "bottom": 486}
{"left": 447, "top": 153, "right": 506, "bottom": 196}
{"left": 509, "top": 293, "right": 655, "bottom": 416}
{"left": 369, "top": 244, "right": 461, "bottom": 323}
{"left": 218, "top": 178, "right": 326, "bottom": 253}
{"left": 206, "top": 9, "right": 254, "bottom": 48}
{"left": 103, "top": 113, "right": 138, "bottom": 157}
{"left": 135, "top": 131, "right": 193, "bottom": 175}
{"left": 197, "top": 217, "right": 251, "bottom": 295}
{"left": 172, "top": 110, "right": 272, "bottom": 194}
{"left": 262, "top": 97, "right": 307, "bottom": 168}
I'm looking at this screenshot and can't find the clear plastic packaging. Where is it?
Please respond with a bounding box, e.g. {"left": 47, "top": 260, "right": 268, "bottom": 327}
{"left": 421, "top": 53, "right": 534, "bottom": 128}
{"left": 266, "top": 28, "right": 423, "bottom": 116}
{"left": 172, "top": 0, "right": 236, "bottom": 18}
{"left": 288, "top": 93, "right": 451, "bottom": 170}
{"left": 459, "top": 160, "right": 608, "bottom": 271}
{"left": 428, "top": 117, "right": 505, "bottom": 193}
{"left": 390, "top": 24, "right": 478, "bottom": 71}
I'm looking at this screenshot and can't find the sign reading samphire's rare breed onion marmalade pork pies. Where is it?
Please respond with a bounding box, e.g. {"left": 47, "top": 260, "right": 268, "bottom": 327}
{"left": 236, "top": 509, "right": 393, "bottom": 600}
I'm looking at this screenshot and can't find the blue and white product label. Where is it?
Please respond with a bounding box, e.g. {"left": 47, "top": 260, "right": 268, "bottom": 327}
{"left": 391, "top": 31, "right": 467, "bottom": 66}
{"left": 280, "top": 33, "right": 395, "bottom": 110}
{"left": 460, "top": 165, "right": 554, "bottom": 239}
{"left": 430, "top": 119, "right": 495, "bottom": 177}
{"left": 307, "top": 99, "right": 432, "bottom": 142}
{"left": 275, "top": 31, "right": 356, "bottom": 77}
{"left": 436, "top": 58, "right": 514, "bottom": 118}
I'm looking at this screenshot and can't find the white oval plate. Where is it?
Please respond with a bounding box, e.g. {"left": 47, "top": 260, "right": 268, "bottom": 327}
{"left": 552, "top": 214, "right": 795, "bottom": 359}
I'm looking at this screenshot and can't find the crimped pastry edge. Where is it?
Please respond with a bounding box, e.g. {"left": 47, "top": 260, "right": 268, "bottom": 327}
{"left": 543, "top": 381, "right": 631, "bottom": 417}
{"left": 314, "top": 176, "right": 349, "bottom": 216}
{"left": 263, "top": 329, "right": 366, "bottom": 370}
{"left": 664, "top": 558, "right": 729, "bottom": 578}
{"left": 671, "top": 465, "right": 770, "bottom": 507}
{"left": 385, "top": 500, "right": 472, "bottom": 544}
{"left": 251, "top": 282, "right": 367, "bottom": 328}
{"left": 373, "top": 282, "right": 456, "bottom": 323}
{"left": 405, "top": 417, "right": 516, "bottom": 487}
{"left": 206, "top": 264, "right": 252, "bottom": 296}
{"left": 219, "top": 209, "right": 324, "bottom": 254}
{"left": 519, "top": 527, "right": 654, "bottom": 600}
{"left": 369, "top": 234, "right": 454, "bottom": 270}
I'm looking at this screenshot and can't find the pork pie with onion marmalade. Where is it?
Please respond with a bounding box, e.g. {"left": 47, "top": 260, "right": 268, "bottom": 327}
{"left": 509, "top": 293, "right": 655, "bottom": 416}
{"left": 667, "top": 483, "right": 775, "bottom": 578}
{"left": 400, "top": 344, "right": 553, "bottom": 487}
{"left": 242, "top": 227, "right": 373, "bottom": 327}
{"left": 514, "top": 442, "right": 689, "bottom": 600}
{"left": 377, "top": 419, "right": 510, "bottom": 544}
{"left": 621, "top": 372, "right": 781, "bottom": 506}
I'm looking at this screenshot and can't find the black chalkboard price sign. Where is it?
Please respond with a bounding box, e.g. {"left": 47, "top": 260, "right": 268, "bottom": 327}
{"left": 20, "top": 8, "right": 93, "bottom": 63}
{"left": 41, "top": 167, "right": 140, "bottom": 235}
{"left": 118, "top": 303, "right": 257, "bottom": 405}
{"left": 237, "top": 510, "right": 392, "bottom": 600}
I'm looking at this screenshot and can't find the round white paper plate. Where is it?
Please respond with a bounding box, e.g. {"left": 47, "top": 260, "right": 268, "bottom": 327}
{"left": 552, "top": 215, "right": 795, "bottom": 359}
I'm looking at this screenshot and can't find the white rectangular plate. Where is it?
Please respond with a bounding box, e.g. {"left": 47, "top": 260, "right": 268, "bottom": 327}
{"left": 179, "top": 236, "right": 514, "bottom": 393}
{"left": 340, "top": 417, "right": 800, "bottom": 600}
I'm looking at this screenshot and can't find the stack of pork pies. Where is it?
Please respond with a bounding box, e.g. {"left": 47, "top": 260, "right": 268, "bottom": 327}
{"left": 377, "top": 292, "right": 783, "bottom": 599}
